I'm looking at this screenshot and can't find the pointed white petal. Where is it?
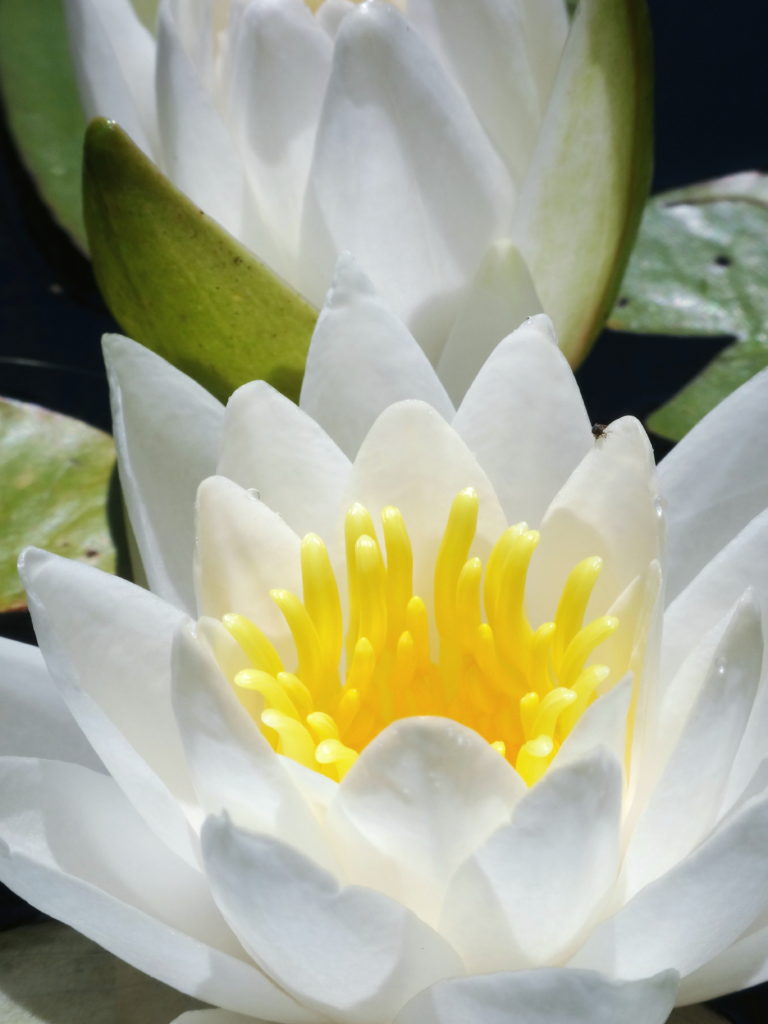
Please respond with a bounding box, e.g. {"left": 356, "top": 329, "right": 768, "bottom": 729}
{"left": 624, "top": 594, "right": 763, "bottom": 895}
{"left": 343, "top": 401, "right": 507, "bottom": 603}
{"left": 172, "top": 623, "right": 332, "bottom": 868}
{"left": 327, "top": 718, "right": 524, "bottom": 922}
{"left": 442, "top": 750, "right": 622, "bottom": 969}
{"left": 104, "top": 334, "right": 224, "bottom": 614}
{"left": 64, "top": 0, "right": 158, "bottom": 156}
{"left": 218, "top": 382, "right": 349, "bottom": 542}
{"left": 435, "top": 242, "right": 543, "bottom": 402}
{"left": 660, "top": 368, "right": 768, "bottom": 601}
{"left": 0, "top": 638, "right": 100, "bottom": 770}
{"left": 529, "top": 417, "right": 661, "bottom": 623}
{"left": 20, "top": 548, "right": 197, "bottom": 864}
{"left": 394, "top": 965, "right": 678, "bottom": 1024}
{"left": 301, "top": 0, "right": 514, "bottom": 356}
{"left": 0, "top": 757, "right": 312, "bottom": 1021}
{"left": 553, "top": 675, "right": 632, "bottom": 772}
{"left": 202, "top": 817, "right": 462, "bottom": 1022}
{"left": 300, "top": 254, "right": 454, "bottom": 457}
{"left": 570, "top": 790, "right": 768, "bottom": 980}
{"left": 156, "top": 2, "right": 244, "bottom": 236}
{"left": 452, "top": 314, "right": 591, "bottom": 525}
{"left": 227, "top": 0, "right": 331, "bottom": 265}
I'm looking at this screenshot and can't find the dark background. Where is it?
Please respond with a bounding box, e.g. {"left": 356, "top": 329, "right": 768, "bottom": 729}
{"left": 1, "top": 2, "right": 767, "bottom": 1019}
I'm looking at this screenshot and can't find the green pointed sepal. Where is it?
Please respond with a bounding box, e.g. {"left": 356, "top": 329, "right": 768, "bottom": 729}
{"left": 83, "top": 118, "right": 318, "bottom": 403}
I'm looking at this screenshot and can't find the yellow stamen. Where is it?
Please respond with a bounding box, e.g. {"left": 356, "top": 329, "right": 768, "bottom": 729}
{"left": 222, "top": 489, "right": 625, "bottom": 787}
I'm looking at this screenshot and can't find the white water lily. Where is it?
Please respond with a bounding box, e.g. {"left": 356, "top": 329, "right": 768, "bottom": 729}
{"left": 3, "top": 263, "right": 768, "bottom": 1023}
{"left": 65, "top": 0, "right": 650, "bottom": 392}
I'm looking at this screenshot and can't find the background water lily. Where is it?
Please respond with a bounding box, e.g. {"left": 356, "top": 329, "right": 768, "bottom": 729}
{"left": 64, "top": 0, "right": 652, "bottom": 396}
{"left": 3, "top": 269, "right": 768, "bottom": 1021}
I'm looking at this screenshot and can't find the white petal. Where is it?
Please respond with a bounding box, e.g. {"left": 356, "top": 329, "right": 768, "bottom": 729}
{"left": 442, "top": 750, "right": 622, "bottom": 968}
{"left": 172, "top": 623, "right": 333, "bottom": 869}
{"left": 404, "top": 0, "right": 542, "bottom": 183}
{"left": 300, "top": 0, "right": 514, "bottom": 356}
{"left": 624, "top": 593, "right": 763, "bottom": 895}
{"left": 553, "top": 675, "right": 632, "bottom": 772}
{"left": 570, "top": 789, "right": 768, "bottom": 980}
{"left": 201, "top": 817, "right": 462, "bottom": 1023}
{"left": 104, "top": 334, "right": 224, "bottom": 614}
{"left": 678, "top": 915, "right": 768, "bottom": 1004}
{"left": 64, "top": 0, "right": 158, "bottom": 156}
{"left": 659, "top": 367, "right": 768, "bottom": 601}
{"left": 156, "top": 1, "right": 245, "bottom": 236}
{"left": 435, "top": 241, "right": 543, "bottom": 403}
{"left": 300, "top": 254, "right": 455, "bottom": 457}
{"left": 327, "top": 718, "right": 524, "bottom": 922}
{"left": 529, "top": 417, "right": 661, "bottom": 624}
{"left": 395, "top": 965, "right": 678, "bottom": 1024}
{"left": 343, "top": 401, "right": 507, "bottom": 603}
{"left": 20, "top": 549, "right": 198, "bottom": 864}
{"left": 195, "top": 477, "right": 301, "bottom": 657}
{"left": 662, "top": 507, "right": 768, "bottom": 682}
{"left": 0, "top": 638, "right": 100, "bottom": 770}
{"left": 452, "top": 314, "right": 592, "bottom": 525}
{"left": 227, "top": 0, "right": 331, "bottom": 266}
{"left": 218, "top": 381, "right": 350, "bottom": 541}
{"left": 0, "top": 757, "right": 311, "bottom": 1021}
{"left": 518, "top": 0, "right": 570, "bottom": 106}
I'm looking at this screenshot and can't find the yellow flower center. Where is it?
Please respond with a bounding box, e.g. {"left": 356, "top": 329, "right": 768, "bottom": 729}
{"left": 222, "top": 488, "right": 619, "bottom": 786}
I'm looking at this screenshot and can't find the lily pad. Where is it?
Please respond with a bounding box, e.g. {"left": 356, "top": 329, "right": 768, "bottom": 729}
{"left": 0, "top": 0, "right": 87, "bottom": 249}
{"left": 0, "top": 398, "right": 116, "bottom": 613}
{"left": 83, "top": 118, "right": 318, "bottom": 403}
{"left": 609, "top": 172, "right": 768, "bottom": 440}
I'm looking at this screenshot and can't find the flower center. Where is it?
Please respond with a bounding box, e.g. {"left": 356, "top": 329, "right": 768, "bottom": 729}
{"left": 222, "top": 489, "right": 619, "bottom": 786}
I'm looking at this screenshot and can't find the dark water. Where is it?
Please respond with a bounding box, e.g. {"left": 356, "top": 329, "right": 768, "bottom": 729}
{"left": 1, "top": 2, "right": 767, "bottom": 1019}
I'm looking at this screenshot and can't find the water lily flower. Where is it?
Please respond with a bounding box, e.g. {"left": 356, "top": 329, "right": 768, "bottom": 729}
{"left": 3, "top": 262, "right": 768, "bottom": 1023}
{"left": 65, "top": 0, "right": 651, "bottom": 391}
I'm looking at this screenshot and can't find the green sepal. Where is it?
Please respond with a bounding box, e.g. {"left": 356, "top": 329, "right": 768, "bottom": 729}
{"left": 610, "top": 172, "right": 768, "bottom": 440}
{"left": 83, "top": 118, "right": 319, "bottom": 403}
{"left": 0, "top": 0, "right": 87, "bottom": 249}
{"left": 0, "top": 398, "right": 118, "bottom": 613}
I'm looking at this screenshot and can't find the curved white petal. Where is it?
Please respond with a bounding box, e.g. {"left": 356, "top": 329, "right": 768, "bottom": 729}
{"left": 660, "top": 367, "right": 768, "bottom": 601}
{"left": 0, "top": 638, "right": 100, "bottom": 770}
{"left": 442, "top": 750, "right": 622, "bottom": 969}
{"left": 327, "top": 717, "right": 524, "bottom": 922}
{"left": 552, "top": 675, "right": 632, "bottom": 772}
{"left": 20, "top": 548, "right": 198, "bottom": 864}
{"left": 435, "top": 241, "right": 543, "bottom": 403}
{"left": 64, "top": 0, "right": 158, "bottom": 156}
{"left": 529, "top": 417, "right": 661, "bottom": 624}
{"left": 227, "top": 0, "right": 331, "bottom": 268}
{"left": 172, "top": 623, "right": 333, "bottom": 869}
{"left": 218, "top": 381, "right": 350, "bottom": 542}
{"left": 624, "top": 593, "right": 763, "bottom": 895}
{"left": 404, "top": 0, "right": 542, "bottom": 183}
{"left": 195, "top": 477, "right": 301, "bottom": 656}
{"left": 201, "top": 816, "right": 462, "bottom": 1023}
{"left": 300, "top": 0, "right": 514, "bottom": 355}
{"left": 343, "top": 401, "right": 507, "bottom": 603}
{"left": 677, "top": 916, "right": 768, "bottom": 1004}
{"left": 570, "top": 790, "right": 768, "bottom": 981}
{"left": 300, "top": 254, "right": 455, "bottom": 457}
{"left": 0, "top": 758, "right": 312, "bottom": 1022}
{"left": 156, "top": 1, "right": 245, "bottom": 236}
{"left": 394, "top": 965, "right": 678, "bottom": 1024}
{"left": 104, "top": 334, "right": 224, "bottom": 614}
{"left": 452, "top": 314, "right": 592, "bottom": 526}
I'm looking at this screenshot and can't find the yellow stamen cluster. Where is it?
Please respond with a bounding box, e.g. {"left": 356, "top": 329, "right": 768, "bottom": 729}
{"left": 222, "top": 488, "right": 618, "bottom": 786}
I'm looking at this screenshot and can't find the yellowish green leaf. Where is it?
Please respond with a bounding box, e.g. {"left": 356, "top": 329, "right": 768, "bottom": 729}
{"left": 0, "top": 398, "right": 116, "bottom": 612}
{"left": 0, "top": 0, "right": 87, "bottom": 249}
{"left": 512, "top": 0, "right": 653, "bottom": 367}
{"left": 83, "top": 119, "right": 318, "bottom": 403}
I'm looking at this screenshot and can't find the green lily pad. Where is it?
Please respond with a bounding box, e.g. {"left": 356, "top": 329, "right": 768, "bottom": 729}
{"left": 0, "top": 398, "right": 116, "bottom": 613}
{"left": 609, "top": 172, "right": 768, "bottom": 440}
{"left": 83, "top": 118, "right": 318, "bottom": 403}
{"left": 0, "top": 0, "right": 87, "bottom": 249}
